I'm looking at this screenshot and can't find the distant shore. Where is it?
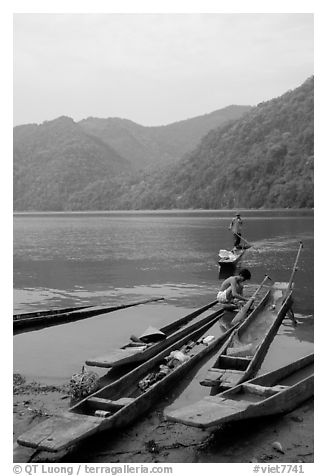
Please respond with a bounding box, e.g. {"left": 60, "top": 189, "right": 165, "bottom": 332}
{"left": 14, "top": 208, "right": 314, "bottom": 214}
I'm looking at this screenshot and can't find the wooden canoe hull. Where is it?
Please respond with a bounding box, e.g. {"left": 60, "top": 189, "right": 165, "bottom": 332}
{"left": 13, "top": 305, "right": 91, "bottom": 321}
{"left": 165, "top": 353, "right": 313, "bottom": 429}
{"left": 85, "top": 300, "right": 227, "bottom": 368}
{"left": 17, "top": 314, "right": 237, "bottom": 453}
{"left": 13, "top": 297, "right": 164, "bottom": 333}
{"left": 218, "top": 249, "right": 245, "bottom": 266}
{"left": 200, "top": 282, "right": 292, "bottom": 390}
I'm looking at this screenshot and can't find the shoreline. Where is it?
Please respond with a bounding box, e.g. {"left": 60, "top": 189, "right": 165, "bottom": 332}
{"left": 13, "top": 374, "right": 313, "bottom": 464}
{"left": 13, "top": 209, "right": 314, "bottom": 216}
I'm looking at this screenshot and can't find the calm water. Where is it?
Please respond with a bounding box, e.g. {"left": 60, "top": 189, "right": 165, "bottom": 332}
{"left": 13, "top": 210, "right": 314, "bottom": 385}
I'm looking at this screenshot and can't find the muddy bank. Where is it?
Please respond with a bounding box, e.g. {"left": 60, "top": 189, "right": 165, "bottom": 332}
{"left": 13, "top": 374, "right": 70, "bottom": 461}
{"left": 13, "top": 374, "right": 313, "bottom": 464}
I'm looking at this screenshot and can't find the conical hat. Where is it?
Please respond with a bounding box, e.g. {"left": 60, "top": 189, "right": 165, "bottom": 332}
{"left": 139, "top": 326, "right": 167, "bottom": 343}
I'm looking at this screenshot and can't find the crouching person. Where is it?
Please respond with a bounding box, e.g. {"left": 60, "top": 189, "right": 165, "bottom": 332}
{"left": 217, "top": 268, "right": 251, "bottom": 306}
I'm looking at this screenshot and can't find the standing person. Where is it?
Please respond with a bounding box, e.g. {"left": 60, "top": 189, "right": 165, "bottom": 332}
{"left": 229, "top": 212, "right": 243, "bottom": 249}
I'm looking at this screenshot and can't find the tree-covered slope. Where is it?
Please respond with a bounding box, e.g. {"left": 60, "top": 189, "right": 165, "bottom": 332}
{"left": 105, "top": 77, "right": 313, "bottom": 210}
{"left": 79, "top": 105, "right": 251, "bottom": 169}
{"left": 13, "top": 116, "right": 130, "bottom": 210}
{"left": 13, "top": 78, "right": 313, "bottom": 211}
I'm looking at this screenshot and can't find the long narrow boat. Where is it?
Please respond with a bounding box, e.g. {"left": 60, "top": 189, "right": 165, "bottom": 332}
{"left": 17, "top": 310, "right": 238, "bottom": 453}
{"left": 13, "top": 297, "right": 164, "bottom": 333}
{"left": 200, "top": 281, "right": 293, "bottom": 390}
{"left": 13, "top": 305, "right": 91, "bottom": 321}
{"left": 200, "top": 243, "right": 303, "bottom": 391}
{"left": 165, "top": 353, "right": 313, "bottom": 429}
{"left": 85, "top": 300, "right": 229, "bottom": 368}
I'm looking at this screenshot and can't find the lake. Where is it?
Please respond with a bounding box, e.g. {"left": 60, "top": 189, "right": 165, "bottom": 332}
{"left": 13, "top": 210, "right": 314, "bottom": 388}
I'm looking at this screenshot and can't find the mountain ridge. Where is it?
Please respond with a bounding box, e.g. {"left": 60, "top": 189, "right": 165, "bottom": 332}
{"left": 110, "top": 77, "right": 313, "bottom": 210}
{"left": 79, "top": 105, "right": 252, "bottom": 168}
{"left": 13, "top": 116, "right": 130, "bottom": 211}
{"left": 13, "top": 78, "right": 313, "bottom": 211}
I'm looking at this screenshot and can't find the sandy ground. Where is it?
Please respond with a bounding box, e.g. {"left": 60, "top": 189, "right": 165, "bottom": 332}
{"left": 13, "top": 374, "right": 313, "bottom": 464}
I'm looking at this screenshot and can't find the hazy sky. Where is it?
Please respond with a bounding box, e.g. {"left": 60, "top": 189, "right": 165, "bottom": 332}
{"left": 13, "top": 13, "right": 313, "bottom": 126}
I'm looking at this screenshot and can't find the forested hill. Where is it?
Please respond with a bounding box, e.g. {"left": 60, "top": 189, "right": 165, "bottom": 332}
{"left": 13, "top": 105, "right": 251, "bottom": 210}
{"left": 13, "top": 116, "right": 130, "bottom": 211}
{"left": 79, "top": 105, "right": 251, "bottom": 169}
{"left": 13, "top": 77, "right": 313, "bottom": 211}
{"left": 95, "top": 76, "right": 312, "bottom": 210}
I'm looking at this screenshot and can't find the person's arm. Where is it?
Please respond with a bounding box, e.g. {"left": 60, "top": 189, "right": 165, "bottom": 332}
{"left": 230, "top": 279, "right": 248, "bottom": 301}
{"left": 229, "top": 219, "right": 234, "bottom": 230}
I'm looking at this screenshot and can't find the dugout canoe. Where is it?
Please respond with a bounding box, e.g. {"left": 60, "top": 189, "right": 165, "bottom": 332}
{"left": 200, "top": 242, "right": 303, "bottom": 391}
{"left": 165, "top": 353, "right": 313, "bottom": 429}
{"left": 199, "top": 281, "right": 293, "bottom": 390}
{"left": 217, "top": 248, "right": 247, "bottom": 267}
{"left": 17, "top": 310, "right": 237, "bottom": 453}
{"left": 85, "top": 300, "right": 232, "bottom": 368}
{"left": 13, "top": 297, "right": 165, "bottom": 333}
{"left": 13, "top": 305, "right": 91, "bottom": 321}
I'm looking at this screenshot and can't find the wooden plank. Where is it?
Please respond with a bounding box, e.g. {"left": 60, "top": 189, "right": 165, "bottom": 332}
{"left": 17, "top": 413, "right": 100, "bottom": 451}
{"left": 40, "top": 417, "right": 103, "bottom": 452}
{"left": 200, "top": 369, "right": 245, "bottom": 387}
{"left": 87, "top": 397, "right": 135, "bottom": 411}
{"left": 208, "top": 368, "right": 245, "bottom": 375}
{"left": 204, "top": 396, "right": 250, "bottom": 409}
{"left": 87, "top": 397, "right": 117, "bottom": 411}
{"left": 166, "top": 397, "right": 249, "bottom": 428}
{"left": 201, "top": 367, "right": 245, "bottom": 387}
{"left": 242, "top": 383, "right": 278, "bottom": 397}
{"left": 219, "top": 372, "right": 246, "bottom": 388}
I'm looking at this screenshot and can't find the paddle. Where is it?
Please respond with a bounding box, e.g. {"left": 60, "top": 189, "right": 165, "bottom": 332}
{"left": 286, "top": 241, "right": 303, "bottom": 294}
{"left": 281, "top": 242, "right": 303, "bottom": 327}
{"left": 231, "top": 274, "right": 273, "bottom": 325}
{"left": 233, "top": 232, "right": 253, "bottom": 249}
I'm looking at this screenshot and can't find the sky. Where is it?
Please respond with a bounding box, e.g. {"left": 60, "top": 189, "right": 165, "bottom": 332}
{"left": 14, "top": 13, "right": 313, "bottom": 126}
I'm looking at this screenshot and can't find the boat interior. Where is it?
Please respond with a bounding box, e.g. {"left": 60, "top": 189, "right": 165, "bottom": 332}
{"left": 201, "top": 283, "right": 292, "bottom": 389}
{"left": 212, "top": 354, "right": 314, "bottom": 405}
{"left": 73, "top": 317, "right": 231, "bottom": 417}
{"left": 164, "top": 354, "right": 314, "bottom": 428}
